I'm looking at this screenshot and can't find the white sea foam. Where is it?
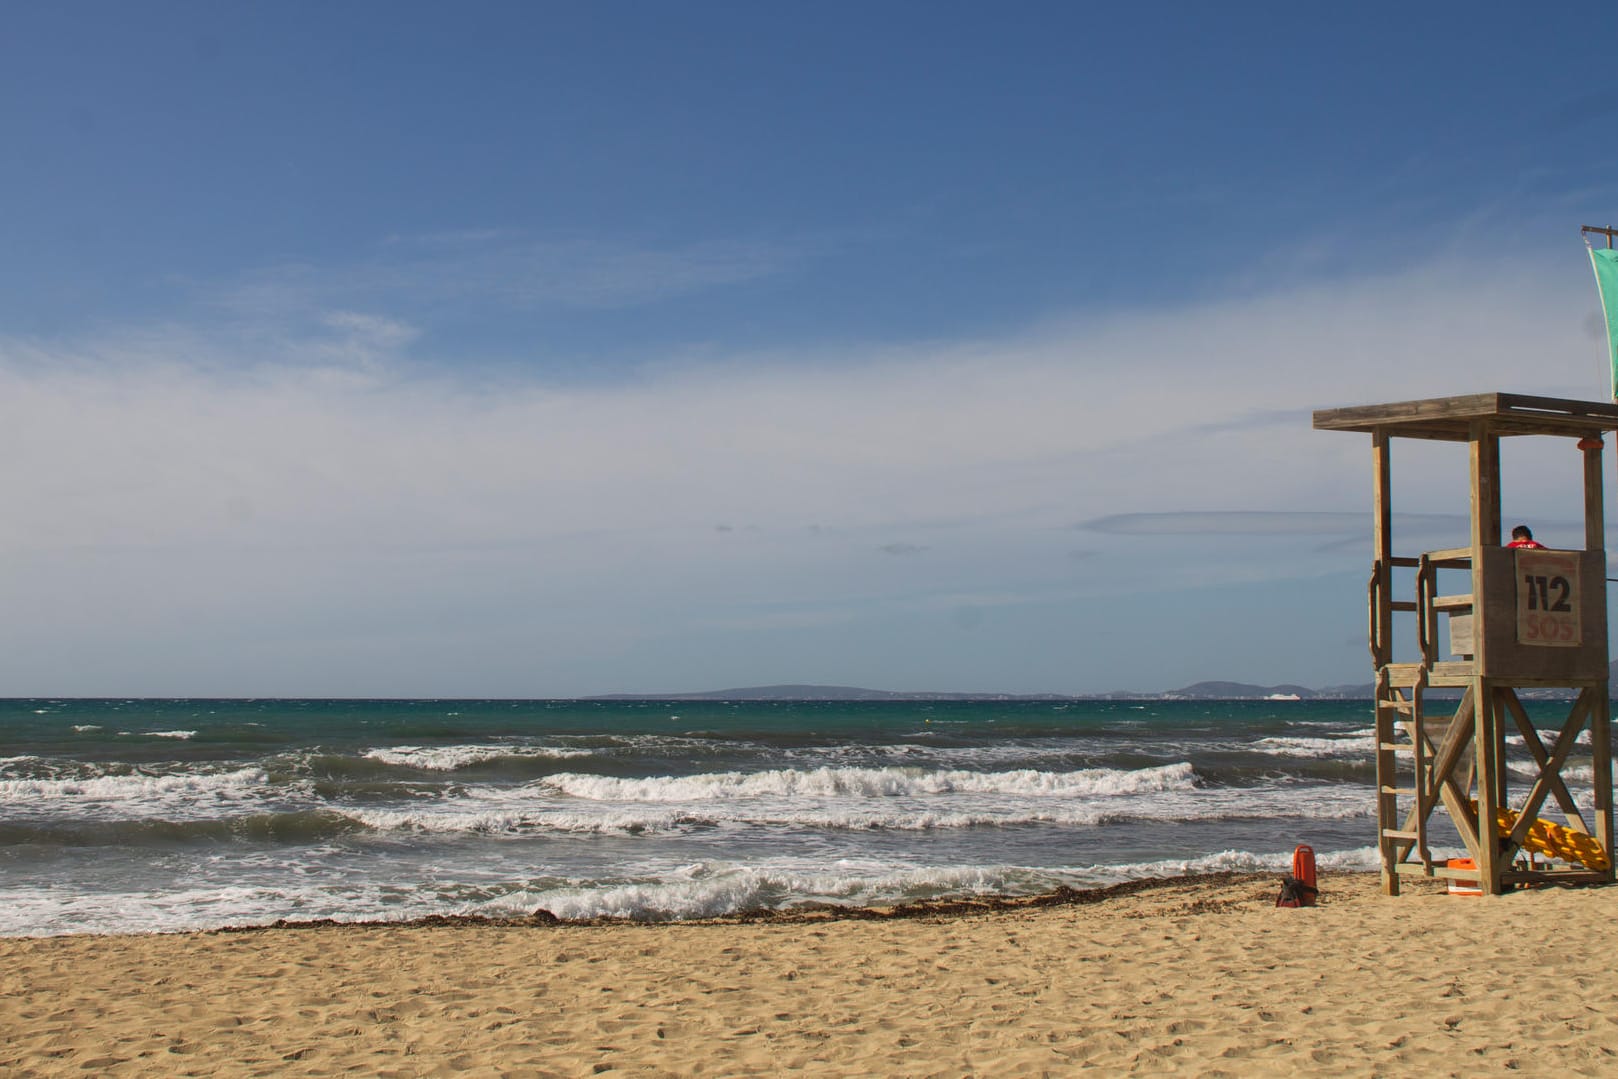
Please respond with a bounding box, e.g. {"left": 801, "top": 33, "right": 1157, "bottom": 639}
{"left": 540, "top": 762, "right": 1198, "bottom": 802}
{"left": 116, "top": 729, "right": 196, "bottom": 740}
{"left": 1561, "top": 764, "right": 1616, "bottom": 784}
{"left": 0, "top": 880, "right": 442, "bottom": 938}
{"left": 71, "top": 724, "right": 103, "bottom": 732}
{"left": 0, "top": 768, "right": 274, "bottom": 822}
{"left": 1087, "top": 844, "right": 1391, "bottom": 882}
{"left": 0, "top": 843, "right": 1403, "bottom": 936}
{"left": 332, "top": 773, "right": 1370, "bottom": 836}
{"left": 464, "top": 846, "right": 1395, "bottom": 924}
{"left": 341, "top": 804, "right": 694, "bottom": 835}
{"left": 1253, "top": 734, "right": 1377, "bottom": 758}
{"left": 1505, "top": 729, "right": 1593, "bottom": 748}
{"left": 363, "top": 744, "right": 596, "bottom": 770}
{"left": 489, "top": 863, "right": 1034, "bottom": 922}
{"left": 0, "top": 768, "right": 265, "bottom": 802}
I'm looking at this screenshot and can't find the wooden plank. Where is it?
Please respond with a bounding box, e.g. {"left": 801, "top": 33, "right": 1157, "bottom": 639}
{"left": 1383, "top": 663, "right": 1426, "bottom": 687}
{"left": 1394, "top": 862, "right": 1492, "bottom": 881}
{"left": 1448, "top": 613, "right": 1473, "bottom": 657}
{"left": 1427, "top": 661, "right": 1476, "bottom": 686}
{"left": 1500, "top": 869, "right": 1609, "bottom": 885}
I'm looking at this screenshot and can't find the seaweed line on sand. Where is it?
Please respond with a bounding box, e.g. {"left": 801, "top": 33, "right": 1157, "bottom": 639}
{"left": 210, "top": 870, "right": 1391, "bottom": 936}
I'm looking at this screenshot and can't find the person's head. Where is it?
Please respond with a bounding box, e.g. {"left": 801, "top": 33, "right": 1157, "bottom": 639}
{"left": 1512, "top": 525, "right": 1533, "bottom": 542}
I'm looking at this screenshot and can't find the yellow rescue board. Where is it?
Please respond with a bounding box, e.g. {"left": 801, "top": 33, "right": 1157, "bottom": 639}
{"left": 1471, "top": 801, "right": 1610, "bottom": 871}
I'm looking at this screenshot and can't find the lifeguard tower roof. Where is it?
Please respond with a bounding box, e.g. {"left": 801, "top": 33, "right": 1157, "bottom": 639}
{"left": 1313, "top": 392, "right": 1618, "bottom": 441}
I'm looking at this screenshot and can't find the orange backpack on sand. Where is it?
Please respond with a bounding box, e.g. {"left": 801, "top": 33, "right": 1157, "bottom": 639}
{"left": 1276, "top": 844, "right": 1318, "bottom": 908}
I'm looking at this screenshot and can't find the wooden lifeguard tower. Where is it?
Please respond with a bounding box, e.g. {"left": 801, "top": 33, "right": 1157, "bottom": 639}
{"left": 1314, "top": 393, "right": 1618, "bottom": 895}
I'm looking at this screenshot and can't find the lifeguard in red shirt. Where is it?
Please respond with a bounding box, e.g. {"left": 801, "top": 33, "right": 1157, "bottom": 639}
{"left": 1507, "top": 525, "right": 1545, "bottom": 549}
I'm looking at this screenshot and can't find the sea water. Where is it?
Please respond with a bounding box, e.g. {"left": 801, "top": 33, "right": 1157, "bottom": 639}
{"left": 0, "top": 696, "right": 1570, "bottom": 937}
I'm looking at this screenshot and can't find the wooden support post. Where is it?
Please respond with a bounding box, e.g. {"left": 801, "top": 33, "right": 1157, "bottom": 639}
{"left": 1584, "top": 437, "right": 1605, "bottom": 552}
{"left": 1470, "top": 422, "right": 1500, "bottom": 549}
{"left": 1372, "top": 429, "right": 1393, "bottom": 665}
{"left": 1594, "top": 684, "right": 1615, "bottom": 883}
{"left": 1468, "top": 422, "right": 1502, "bottom": 892}
{"left": 1584, "top": 436, "right": 1614, "bottom": 880}
{"left": 1473, "top": 678, "right": 1503, "bottom": 893}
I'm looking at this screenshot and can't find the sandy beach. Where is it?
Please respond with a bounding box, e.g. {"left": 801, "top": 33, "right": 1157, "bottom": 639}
{"left": 3, "top": 872, "right": 1616, "bottom": 1077}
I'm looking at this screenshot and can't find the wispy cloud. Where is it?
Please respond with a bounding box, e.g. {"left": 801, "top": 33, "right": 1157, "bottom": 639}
{"left": 209, "top": 231, "right": 813, "bottom": 323}
{"left": 1, "top": 251, "right": 1609, "bottom": 693}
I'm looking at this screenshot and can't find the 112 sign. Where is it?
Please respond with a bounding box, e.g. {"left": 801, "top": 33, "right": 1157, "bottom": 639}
{"left": 1516, "top": 550, "right": 1581, "bottom": 647}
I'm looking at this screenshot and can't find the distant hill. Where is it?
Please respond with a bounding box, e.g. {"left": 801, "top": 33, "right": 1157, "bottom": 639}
{"left": 592, "top": 665, "right": 1618, "bottom": 701}
{"left": 1163, "top": 681, "right": 1319, "bottom": 700}
{"left": 595, "top": 682, "right": 1342, "bottom": 702}
{"left": 592, "top": 685, "right": 1070, "bottom": 702}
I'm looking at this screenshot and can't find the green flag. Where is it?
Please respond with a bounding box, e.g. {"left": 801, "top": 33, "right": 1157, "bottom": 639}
{"left": 1590, "top": 247, "right": 1618, "bottom": 400}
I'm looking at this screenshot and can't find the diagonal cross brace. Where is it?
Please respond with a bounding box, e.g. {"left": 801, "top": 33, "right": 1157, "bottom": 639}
{"left": 1499, "top": 688, "right": 1596, "bottom": 853}
{"left": 1394, "top": 688, "right": 1481, "bottom": 861}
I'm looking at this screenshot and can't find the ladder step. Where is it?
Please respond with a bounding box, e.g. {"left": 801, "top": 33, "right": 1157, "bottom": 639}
{"left": 1382, "top": 829, "right": 1421, "bottom": 840}
{"left": 1432, "top": 593, "right": 1474, "bottom": 611}
{"left": 1376, "top": 699, "right": 1416, "bottom": 712}
{"left": 1380, "top": 786, "right": 1416, "bottom": 796}
{"left": 1390, "top": 601, "right": 1418, "bottom": 612}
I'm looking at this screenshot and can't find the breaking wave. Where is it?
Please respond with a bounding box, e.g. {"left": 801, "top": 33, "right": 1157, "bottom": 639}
{"left": 539, "top": 762, "right": 1198, "bottom": 802}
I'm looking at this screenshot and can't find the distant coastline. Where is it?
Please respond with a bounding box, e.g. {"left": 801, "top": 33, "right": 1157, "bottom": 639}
{"left": 593, "top": 664, "right": 1618, "bottom": 702}
{"left": 590, "top": 680, "right": 1373, "bottom": 703}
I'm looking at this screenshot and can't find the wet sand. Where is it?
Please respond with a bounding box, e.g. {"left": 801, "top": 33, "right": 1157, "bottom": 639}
{"left": 4, "top": 871, "right": 1617, "bottom": 1076}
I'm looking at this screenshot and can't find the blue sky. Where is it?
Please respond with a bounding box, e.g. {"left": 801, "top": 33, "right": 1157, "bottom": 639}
{"left": 5, "top": 3, "right": 1618, "bottom": 696}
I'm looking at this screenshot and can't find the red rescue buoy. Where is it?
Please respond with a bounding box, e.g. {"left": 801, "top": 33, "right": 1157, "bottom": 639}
{"left": 1292, "top": 844, "right": 1317, "bottom": 906}
{"left": 1277, "top": 843, "right": 1319, "bottom": 907}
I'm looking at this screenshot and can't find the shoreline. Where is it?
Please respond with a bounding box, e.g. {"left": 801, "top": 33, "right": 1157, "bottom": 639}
{"left": 10, "top": 870, "right": 1618, "bottom": 1075}
{"left": 229, "top": 871, "right": 1281, "bottom": 935}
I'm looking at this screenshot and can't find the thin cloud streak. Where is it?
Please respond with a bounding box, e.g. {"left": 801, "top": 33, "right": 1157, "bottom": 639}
{"left": 210, "top": 232, "right": 814, "bottom": 321}
{"left": 1082, "top": 511, "right": 1471, "bottom": 537}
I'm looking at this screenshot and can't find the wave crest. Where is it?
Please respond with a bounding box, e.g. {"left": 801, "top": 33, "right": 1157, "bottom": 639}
{"left": 540, "top": 762, "right": 1198, "bottom": 802}
{"left": 363, "top": 744, "right": 596, "bottom": 770}
{"left": 0, "top": 767, "right": 267, "bottom": 803}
